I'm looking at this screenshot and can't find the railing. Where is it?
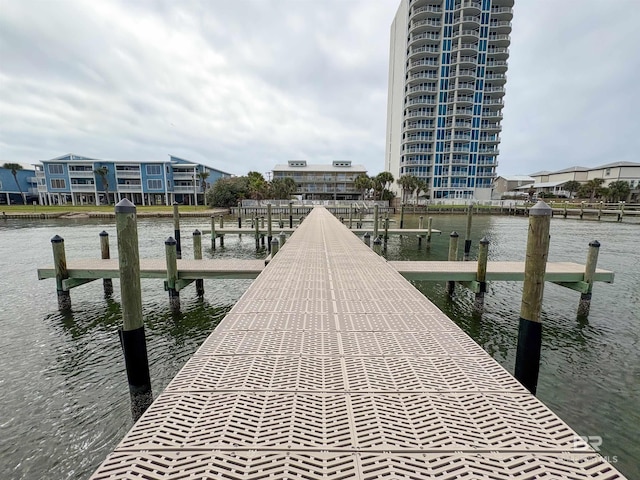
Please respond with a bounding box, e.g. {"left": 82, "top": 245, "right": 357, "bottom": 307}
{"left": 410, "top": 19, "right": 442, "bottom": 29}
{"left": 407, "top": 98, "right": 436, "bottom": 105}
{"left": 116, "top": 171, "right": 140, "bottom": 178}
{"left": 453, "top": 29, "right": 480, "bottom": 37}
{"left": 408, "top": 85, "right": 437, "bottom": 93}
{"left": 411, "top": 5, "right": 442, "bottom": 16}
{"left": 488, "top": 34, "right": 510, "bottom": 41}
{"left": 117, "top": 184, "right": 143, "bottom": 191}
{"left": 410, "top": 46, "right": 439, "bottom": 55}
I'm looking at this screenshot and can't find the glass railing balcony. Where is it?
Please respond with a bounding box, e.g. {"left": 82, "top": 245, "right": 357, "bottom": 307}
{"left": 118, "top": 184, "right": 143, "bottom": 191}
{"left": 476, "top": 172, "right": 497, "bottom": 177}
{"left": 407, "top": 98, "right": 436, "bottom": 105}
{"left": 453, "top": 43, "right": 479, "bottom": 51}
{"left": 405, "top": 146, "right": 433, "bottom": 153}
{"left": 488, "top": 34, "right": 510, "bottom": 41}
{"left": 116, "top": 171, "right": 141, "bottom": 178}
{"left": 454, "top": 15, "right": 480, "bottom": 24}
{"left": 410, "top": 59, "right": 439, "bottom": 67}
{"left": 483, "top": 99, "right": 503, "bottom": 105}
{"left": 491, "top": 7, "right": 513, "bottom": 15}
{"left": 410, "top": 45, "right": 440, "bottom": 55}
{"left": 482, "top": 111, "right": 503, "bottom": 117}
{"left": 485, "top": 73, "right": 506, "bottom": 80}
{"left": 410, "top": 32, "right": 440, "bottom": 42}
{"left": 453, "top": 29, "right": 480, "bottom": 38}
{"left": 485, "top": 86, "right": 505, "bottom": 93}
{"left": 408, "top": 84, "right": 438, "bottom": 93}
{"left": 454, "top": 96, "right": 474, "bottom": 103}
{"left": 487, "top": 47, "right": 509, "bottom": 55}
{"left": 409, "top": 72, "right": 438, "bottom": 80}
{"left": 455, "top": 1, "right": 481, "bottom": 9}
{"left": 490, "top": 21, "right": 512, "bottom": 28}
{"left": 455, "top": 69, "right": 476, "bottom": 77}
{"left": 456, "top": 83, "right": 475, "bottom": 90}
{"left": 455, "top": 56, "right": 477, "bottom": 64}
{"left": 411, "top": 5, "right": 443, "bottom": 16}
{"left": 486, "top": 61, "right": 508, "bottom": 67}
{"left": 481, "top": 124, "right": 502, "bottom": 130}
{"left": 410, "top": 19, "right": 442, "bottom": 29}
{"left": 405, "top": 111, "right": 436, "bottom": 118}
{"left": 406, "top": 134, "right": 434, "bottom": 142}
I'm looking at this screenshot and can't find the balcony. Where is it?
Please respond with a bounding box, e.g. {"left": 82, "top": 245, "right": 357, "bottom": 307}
{"left": 405, "top": 146, "right": 433, "bottom": 153}
{"left": 116, "top": 170, "right": 141, "bottom": 178}
{"left": 490, "top": 6, "right": 513, "bottom": 16}
{"left": 172, "top": 172, "right": 195, "bottom": 180}
{"left": 70, "top": 183, "right": 96, "bottom": 192}
{"left": 118, "top": 184, "right": 143, "bottom": 191}
{"left": 410, "top": 19, "right": 442, "bottom": 31}
{"left": 453, "top": 29, "right": 480, "bottom": 39}
{"left": 410, "top": 5, "right": 442, "bottom": 18}
{"left": 487, "top": 47, "right": 509, "bottom": 57}
{"left": 405, "top": 110, "right": 436, "bottom": 119}
{"left": 454, "top": 69, "right": 476, "bottom": 79}
{"left": 485, "top": 86, "right": 505, "bottom": 93}
{"left": 482, "top": 111, "right": 503, "bottom": 118}
{"left": 454, "top": 96, "right": 474, "bottom": 104}
{"left": 476, "top": 171, "right": 497, "bottom": 178}
{"left": 455, "top": 1, "right": 481, "bottom": 11}
{"left": 486, "top": 60, "right": 508, "bottom": 69}
{"left": 481, "top": 123, "right": 502, "bottom": 131}
{"left": 68, "top": 170, "right": 95, "bottom": 178}
{"left": 454, "top": 15, "right": 480, "bottom": 26}
{"left": 409, "top": 32, "right": 440, "bottom": 45}
{"left": 445, "top": 133, "right": 471, "bottom": 141}
{"left": 405, "top": 134, "right": 434, "bottom": 142}
{"left": 453, "top": 43, "right": 479, "bottom": 53}
{"left": 449, "top": 122, "right": 472, "bottom": 129}
{"left": 407, "top": 72, "right": 438, "bottom": 84}
{"left": 455, "top": 82, "right": 475, "bottom": 91}
{"left": 488, "top": 34, "right": 511, "bottom": 46}
{"left": 409, "top": 58, "right": 439, "bottom": 68}
{"left": 409, "top": 45, "right": 439, "bottom": 58}
{"left": 407, "top": 97, "right": 436, "bottom": 106}
{"left": 408, "top": 84, "right": 437, "bottom": 93}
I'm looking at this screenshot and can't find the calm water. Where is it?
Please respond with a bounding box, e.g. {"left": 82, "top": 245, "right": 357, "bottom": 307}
{"left": 0, "top": 213, "right": 638, "bottom": 479}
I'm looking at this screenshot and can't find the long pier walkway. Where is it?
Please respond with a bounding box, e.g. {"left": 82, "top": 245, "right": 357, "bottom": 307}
{"left": 91, "top": 207, "right": 624, "bottom": 479}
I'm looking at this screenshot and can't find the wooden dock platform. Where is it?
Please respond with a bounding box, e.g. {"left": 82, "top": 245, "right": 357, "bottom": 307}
{"left": 89, "top": 207, "right": 624, "bottom": 479}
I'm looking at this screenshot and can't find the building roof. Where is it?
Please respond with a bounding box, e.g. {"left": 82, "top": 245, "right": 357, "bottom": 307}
{"left": 528, "top": 170, "right": 552, "bottom": 176}
{"left": 497, "top": 175, "right": 534, "bottom": 182}
{"left": 273, "top": 163, "right": 367, "bottom": 172}
{"left": 553, "top": 166, "right": 589, "bottom": 174}
{"left": 515, "top": 180, "right": 567, "bottom": 189}
{"left": 595, "top": 161, "right": 640, "bottom": 169}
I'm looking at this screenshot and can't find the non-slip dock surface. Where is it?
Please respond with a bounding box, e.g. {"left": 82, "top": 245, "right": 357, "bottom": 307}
{"left": 90, "top": 207, "right": 625, "bottom": 479}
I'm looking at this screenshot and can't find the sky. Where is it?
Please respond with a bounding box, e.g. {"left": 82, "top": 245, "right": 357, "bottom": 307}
{"left": 1, "top": 0, "right": 639, "bottom": 177}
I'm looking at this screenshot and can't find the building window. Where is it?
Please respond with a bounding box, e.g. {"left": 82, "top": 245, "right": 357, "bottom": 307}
{"left": 147, "top": 179, "right": 163, "bottom": 190}
{"left": 49, "top": 164, "right": 63, "bottom": 174}
{"left": 605, "top": 168, "right": 611, "bottom": 175}
{"left": 146, "top": 165, "right": 162, "bottom": 175}
{"left": 51, "top": 179, "right": 66, "bottom": 189}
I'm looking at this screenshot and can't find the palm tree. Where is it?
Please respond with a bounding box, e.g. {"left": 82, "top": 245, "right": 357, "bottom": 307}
{"left": 197, "top": 171, "right": 210, "bottom": 194}
{"left": 562, "top": 180, "right": 581, "bottom": 199}
{"left": 2, "top": 163, "right": 26, "bottom": 204}
{"left": 354, "top": 174, "right": 372, "bottom": 200}
{"left": 375, "top": 171, "right": 394, "bottom": 201}
{"left": 397, "top": 174, "right": 417, "bottom": 204}
{"left": 94, "top": 166, "right": 111, "bottom": 204}
{"left": 607, "top": 180, "right": 630, "bottom": 202}
{"left": 415, "top": 178, "right": 428, "bottom": 203}
{"left": 581, "top": 178, "right": 606, "bottom": 201}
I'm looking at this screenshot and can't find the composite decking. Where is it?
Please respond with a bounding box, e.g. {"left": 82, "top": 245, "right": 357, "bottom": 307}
{"left": 89, "top": 207, "right": 624, "bottom": 479}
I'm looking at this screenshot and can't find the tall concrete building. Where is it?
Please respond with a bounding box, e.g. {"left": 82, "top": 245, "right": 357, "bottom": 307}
{"left": 385, "top": 0, "right": 513, "bottom": 200}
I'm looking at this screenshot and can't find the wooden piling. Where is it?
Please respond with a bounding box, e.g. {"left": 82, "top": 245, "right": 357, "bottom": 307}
{"left": 51, "top": 235, "right": 71, "bottom": 310}
{"left": 464, "top": 204, "right": 473, "bottom": 260}
{"left": 289, "top": 201, "right": 293, "bottom": 228}
{"left": 99, "top": 231, "right": 113, "bottom": 296}
{"left": 580, "top": 201, "right": 584, "bottom": 220}
{"left": 279, "top": 231, "right": 286, "bottom": 248}
{"left": 363, "top": 232, "right": 371, "bottom": 247}
{"left": 267, "top": 204, "right": 273, "bottom": 253}
{"left": 237, "top": 201, "right": 242, "bottom": 228}
{"left": 373, "top": 204, "right": 379, "bottom": 240}
{"left": 618, "top": 201, "right": 624, "bottom": 222}
{"left": 254, "top": 215, "right": 260, "bottom": 248}
{"left": 598, "top": 201, "right": 603, "bottom": 221}
{"left": 400, "top": 203, "right": 405, "bottom": 229}
{"left": 219, "top": 214, "right": 224, "bottom": 229}
{"left": 514, "top": 200, "right": 552, "bottom": 395}
{"left": 165, "top": 237, "right": 180, "bottom": 310}
{"left": 427, "top": 217, "right": 433, "bottom": 246}
{"left": 193, "top": 230, "right": 204, "bottom": 297}
{"left": 446, "top": 231, "right": 459, "bottom": 295}
{"left": 384, "top": 215, "right": 389, "bottom": 244}
{"left": 348, "top": 205, "right": 353, "bottom": 229}
{"left": 358, "top": 209, "right": 363, "bottom": 229}
{"left": 419, "top": 216, "right": 424, "bottom": 229}
{"left": 271, "top": 237, "right": 279, "bottom": 256}
{"left": 210, "top": 216, "right": 216, "bottom": 250}
{"left": 474, "top": 237, "right": 489, "bottom": 311}
{"left": 279, "top": 210, "right": 283, "bottom": 229}
{"left": 373, "top": 236, "right": 382, "bottom": 255}
{"left": 172, "top": 202, "right": 181, "bottom": 259}
{"left": 115, "top": 199, "right": 152, "bottom": 420}
{"left": 577, "top": 240, "right": 600, "bottom": 318}
{"left": 563, "top": 201, "right": 568, "bottom": 219}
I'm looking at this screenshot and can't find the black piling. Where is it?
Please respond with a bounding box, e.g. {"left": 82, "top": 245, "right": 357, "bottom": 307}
{"left": 514, "top": 201, "right": 552, "bottom": 395}
{"left": 115, "top": 199, "right": 152, "bottom": 420}
{"left": 99, "top": 231, "right": 113, "bottom": 296}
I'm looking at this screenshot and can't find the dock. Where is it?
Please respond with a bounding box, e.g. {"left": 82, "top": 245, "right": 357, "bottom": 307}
{"left": 89, "top": 207, "right": 624, "bottom": 479}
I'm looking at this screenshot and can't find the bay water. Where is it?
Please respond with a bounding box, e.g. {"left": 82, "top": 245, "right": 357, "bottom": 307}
{"left": 0, "top": 213, "right": 638, "bottom": 478}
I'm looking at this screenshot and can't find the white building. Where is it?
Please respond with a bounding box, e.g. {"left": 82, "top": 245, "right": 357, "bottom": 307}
{"left": 385, "top": 0, "right": 513, "bottom": 201}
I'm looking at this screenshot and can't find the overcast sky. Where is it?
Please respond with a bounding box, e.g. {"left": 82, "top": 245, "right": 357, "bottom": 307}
{"left": 1, "top": 0, "right": 639, "bottom": 176}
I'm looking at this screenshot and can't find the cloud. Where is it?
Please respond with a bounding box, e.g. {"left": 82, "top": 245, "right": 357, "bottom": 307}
{"left": 1, "top": 0, "right": 638, "bottom": 177}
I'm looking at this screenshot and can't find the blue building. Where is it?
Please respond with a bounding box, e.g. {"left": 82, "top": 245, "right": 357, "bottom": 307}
{"left": 35, "top": 154, "right": 232, "bottom": 206}
{"left": 0, "top": 163, "right": 38, "bottom": 205}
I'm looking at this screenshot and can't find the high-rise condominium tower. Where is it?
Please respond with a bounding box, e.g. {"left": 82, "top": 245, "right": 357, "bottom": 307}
{"left": 385, "top": 0, "right": 513, "bottom": 200}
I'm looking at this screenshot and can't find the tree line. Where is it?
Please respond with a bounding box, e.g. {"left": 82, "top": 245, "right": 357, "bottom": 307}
{"left": 547, "top": 179, "right": 632, "bottom": 202}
